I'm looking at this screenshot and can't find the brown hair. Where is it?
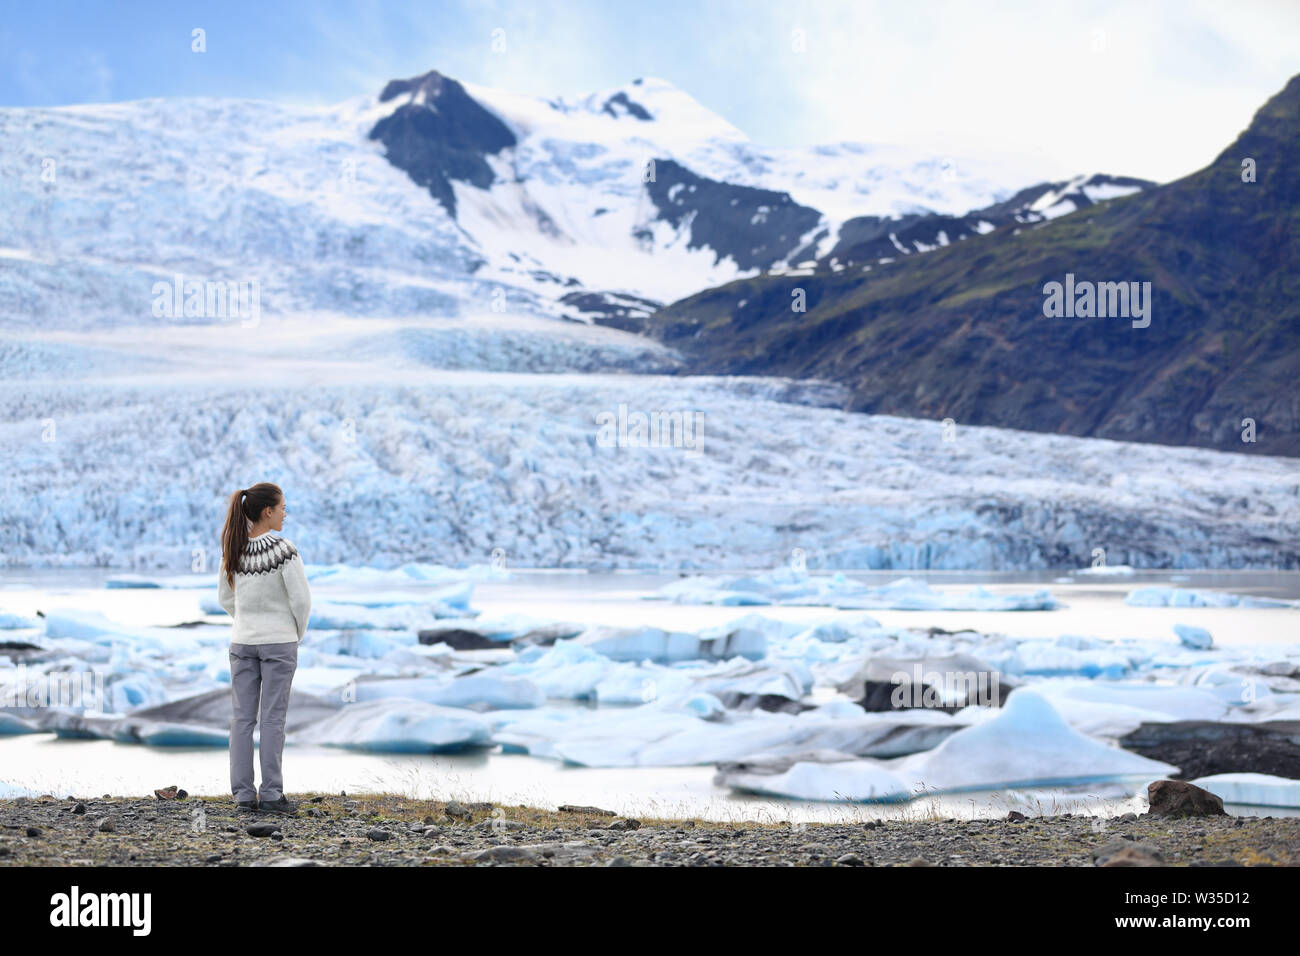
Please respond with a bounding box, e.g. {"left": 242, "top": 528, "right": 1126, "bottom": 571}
{"left": 220, "top": 482, "right": 283, "bottom": 587}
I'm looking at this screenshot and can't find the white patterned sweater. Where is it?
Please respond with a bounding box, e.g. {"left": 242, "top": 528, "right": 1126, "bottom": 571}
{"left": 218, "top": 531, "right": 312, "bottom": 644}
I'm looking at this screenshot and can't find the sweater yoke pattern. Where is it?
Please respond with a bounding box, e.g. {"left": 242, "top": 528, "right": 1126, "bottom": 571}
{"left": 236, "top": 533, "right": 299, "bottom": 576}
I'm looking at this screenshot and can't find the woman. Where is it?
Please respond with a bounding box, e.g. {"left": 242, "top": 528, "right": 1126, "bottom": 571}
{"left": 218, "top": 483, "right": 311, "bottom": 814}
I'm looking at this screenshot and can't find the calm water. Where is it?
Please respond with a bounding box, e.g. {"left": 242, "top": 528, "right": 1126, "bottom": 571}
{"left": 2, "top": 569, "right": 1297, "bottom": 820}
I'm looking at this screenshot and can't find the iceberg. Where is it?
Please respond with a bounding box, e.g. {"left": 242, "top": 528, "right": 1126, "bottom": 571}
{"left": 288, "top": 698, "right": 493, "bottom": 753}
{"left": 491, "top": 697, "right": 970, "bottom": 767}
{"left": 894, "top": 689, "right": 1178, "bottom": 792}
{"left": 717, "top": 689, "right": 1179, "bottom": 802}
{"left": 1174, "top": 623, "right": 1214, "bottom": 650}
{"left": 1190, "top": 773, "right": 1300, "bottom": 809}
{"left": 1126, "top": 586, "right": 1295, "bottom": 608}
{"left": 571, "top": 624, "right": 766, "bottom": 663}
{"left": 352, "top": 674, "right": 544, "bottom": 710}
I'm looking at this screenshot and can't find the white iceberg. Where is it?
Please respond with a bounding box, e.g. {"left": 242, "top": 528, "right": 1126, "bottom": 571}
{"left": 718, "top": 689, "right": 1178, "bottom": 802}
{"left": 352, "top": 674, "right": 543, "bottom": 710}
{"left": 1190, "top": 773, "right": 1300, "bottom": 808}
{"left": 490, "top": 697, "right": 970, "bottom": 767}
{"left": 1126, "top": 586, "right": 1294, "bottom": 608}
{"left": 289, "top": 698, "right": 493, "bottom": 752}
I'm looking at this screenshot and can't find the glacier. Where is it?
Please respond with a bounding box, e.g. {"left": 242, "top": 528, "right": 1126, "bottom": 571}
{"left": 1, "top": 376, "right": 1296, "bottom": 570}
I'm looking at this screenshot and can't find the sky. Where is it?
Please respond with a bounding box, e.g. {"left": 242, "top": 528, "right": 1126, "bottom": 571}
{"left": 1, "top": 0, "right": 1298, "bottom": 183}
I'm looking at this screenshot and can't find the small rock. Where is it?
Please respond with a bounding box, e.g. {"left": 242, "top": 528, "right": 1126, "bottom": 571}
{"left": 557, "top": 804, "right": 617, "bottom": 817}
{"left": 443, "top": 801, "right": 471, "bottom": 820}
{"left": 1006, "top": 811, "right": 1027, "bottom": 823}
{"left": 472, "top": 819, "right": 525, "bottom": 832}
{"left": 835, "top": 853, "right": 866, "bottom": 866}
{"left": 1094, "top": 840, "right": 1164, "bottom": 866}
{"left": 71, "top": 803, "right": 86, "bottom": 815}
{"left": 606, "top": 855, "right": 632, "bottom": 866}
{"left": 904, "top": 857, "right": 932, "bottom": 867}
{"left": 265, "top": 857, "right": 320, "bottom": 866}
{"left": 470, "top": 845, "right": 538, "bottom": 863}
{"left": 154, "top": 786, "right": 179, "bottom": 800}
{"left": 96, "top": 818, "right": 116, "bottom": 833}
{"left": 25, "top": 827, "right": 40, "bottom": 838}
{"left": 246, "top": 823, "right": 281, "bottom": 837}
{"left": 1146, "top": 780, "right": 1226, "bottom": 818}
{"left": 607, "top": 817, "right": 641, "bottom": 831}
{"left": 365, "top": 828, "right": 392, "bottom": 842}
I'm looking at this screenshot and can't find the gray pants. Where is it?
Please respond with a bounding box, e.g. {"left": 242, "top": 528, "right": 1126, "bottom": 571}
{"left": 229, "top": 640, "right": 298, "bottom": 803}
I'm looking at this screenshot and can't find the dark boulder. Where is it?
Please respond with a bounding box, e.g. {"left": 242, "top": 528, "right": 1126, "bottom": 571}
{"left": 1146, "top": 779, "right": 1227, "bottom": 818}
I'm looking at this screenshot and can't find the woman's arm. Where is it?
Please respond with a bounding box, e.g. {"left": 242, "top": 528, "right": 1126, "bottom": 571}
{"left": 282, "top": 551, "right": 312, "bottom": 642}
{"left": 218, "top": 568, "right": 236, "bottom": 618}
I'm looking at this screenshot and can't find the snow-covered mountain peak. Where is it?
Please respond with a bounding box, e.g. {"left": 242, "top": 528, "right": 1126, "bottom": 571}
{"left": 454, "top": 72, "right": 748, "bottom": 148}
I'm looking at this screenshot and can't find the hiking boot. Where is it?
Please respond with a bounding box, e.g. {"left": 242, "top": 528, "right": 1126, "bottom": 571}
{"left": 258, "top": 795, "right": 297, "bottom": 815}
{"left": 236, "top": 798, "right": 259, "bottom": 812}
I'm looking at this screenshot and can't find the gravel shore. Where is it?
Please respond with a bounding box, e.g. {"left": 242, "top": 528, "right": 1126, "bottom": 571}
{"left": 1, "top": 792, "right": 1296, "bottom": 866}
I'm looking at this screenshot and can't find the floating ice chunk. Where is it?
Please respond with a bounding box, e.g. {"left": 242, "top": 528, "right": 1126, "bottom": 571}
{"left": 692, "top": 658, "right": 810, "bottom": 700}
{"left": 507, "top": 641, "right": 616, "bottom": 700}
{"left": 717, "top": 690, "right": 1179, "bottom": 802}
{"left": 135, "top": 721, "right": 230, "bottom": 747}
{"left": 996, "top": 638, "right": 1142, "bottom": 679}
{"left": 320, "top": 583, "right": 475, "bottom": 609}
{"left": 836, "top": 652, "right": 1014, "bottom": 708}
{"left": 699, "top": 613, "right": 808, "bottom": 643}
{"left": 305, "top": 562, "right": 506, "bottom": 588}
{"left": 288, "top": 666, "right": 369, "bottom": 698}
{"left": 305, "top": 630, "right": 410, "bottom": 658}
{"left": 571, "top": 625, "right": 766, "bottom": 663}
{"left": 0, "top": 612, "right": 42, "bottom": 629}
{"left": 493, "top": 699, "right": 969, "bottom": 767}
{"left": 721, "top": 756, "right": 910, "bottom": 802}
{"left": 1174, "top": 623, "right": 1213, "bottom": 650}
{"left": 813, "top": 699, "right": 868, "bottom": 718}
{"left": 289, "top": 698, "right": 493, "bottom": 753}
{"left": 352, "top": 674, "right": 543, "bottom": 710}
{"left": 105, "top": 574, "right": 212, "bottom": 589}
{"left": 1075, "top": 565, "right": 1135, "bottom": 576}
{"left": 1126, "top": 586, "right": 1294, "bottom": 608}
{"left": 595, "top": 663, "right": 690, "bottom": 704}
{"left": 1191, "top": 773, "right": 1300, "bottom": 808}
{"left": 0, "top": 712, "right": 41, "bottom": 735}
{"left": 1027, "top": 680, "right": 1229, "bottom": 737}
{"left": 653, "top": 569, "right": 1059, "bottom": 610}
{"left": 486, "top": 707, "right": 586, "bottom": 759}
{"left": 118, "top": 687, "right": 343, "bottom": 741}
{"left": 894, "top": 688, "right": 1179, "bottom": 792}
{"left": 305, "top": 600, "right": 467, "bottom": 630}
{"left": 790, "top": 617, "right": 883, "bottom": 643}
{"left": 1223, "top": 693, "right": 1300, "bottom": 722}
{"left": 684, "top": 693, "right": 726, "bottom": 720}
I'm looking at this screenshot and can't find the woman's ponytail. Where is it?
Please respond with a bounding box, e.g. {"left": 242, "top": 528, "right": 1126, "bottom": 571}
{"left": 220, "top": 483, "right": 282, "bottom": 587}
